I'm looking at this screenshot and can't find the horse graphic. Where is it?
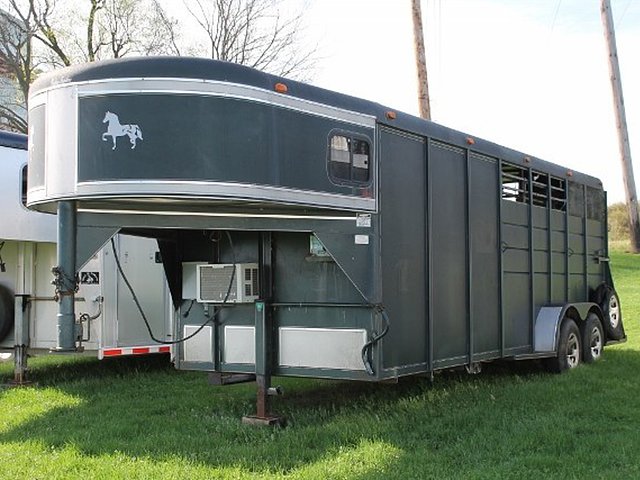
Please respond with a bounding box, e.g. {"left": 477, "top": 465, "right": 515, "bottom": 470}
{"left": 102, "top": 111, "right": 143, "bottom": 150}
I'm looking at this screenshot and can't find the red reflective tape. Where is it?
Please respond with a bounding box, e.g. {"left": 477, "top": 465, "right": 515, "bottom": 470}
{"left": 159, "top": 346, "right": 171, "bottom": 353}
{"left": 132, "top": 347, "right": 150, "bottom": 355}
{"left": 103, "top": 349, "right": 122, "bottom": 357}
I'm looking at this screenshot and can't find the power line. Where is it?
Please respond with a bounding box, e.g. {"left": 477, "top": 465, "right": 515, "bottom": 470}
{"left": 617, "top": 0, "right": 633, "bottom": 26}
{"left": 550, "top": 0, "right": 562, "bottom": 33}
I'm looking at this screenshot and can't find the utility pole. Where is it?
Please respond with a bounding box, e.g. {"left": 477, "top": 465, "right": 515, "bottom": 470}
{"left": 600, "top": 0, "right": 640, "bottom": 252}
{"left": 412, "top": 0, "right": 431, "bottom": 120}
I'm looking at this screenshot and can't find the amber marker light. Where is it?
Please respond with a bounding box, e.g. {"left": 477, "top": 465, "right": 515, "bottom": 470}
{"left": 466, "top": 137, "right": 475, "bottom": 145}
{"left": 274, "top": 82, "right": 288, "bottom": 93}
{"left": 524, "top": 156, "right": 531, "bottom": 163}
{"left": 386, "top": 111, "right": 397, "bottom": 120}
{"left": 567, "top": 170, "right": 574, "bottom": 177}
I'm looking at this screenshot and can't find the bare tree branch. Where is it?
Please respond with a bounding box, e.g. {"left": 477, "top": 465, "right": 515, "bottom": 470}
{"left": 0, "top": 2, "right": 37, "bottom": 132}
{"left": 183, "top": 0, "right": 316, "bottom": 79}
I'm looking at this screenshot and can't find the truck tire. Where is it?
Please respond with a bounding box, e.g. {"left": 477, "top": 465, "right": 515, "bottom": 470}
{"left": 0, "top": 284, "right": 14, "bottom": 342}
{"left": 598, "top": 285, "right": 624, "bottom": 341}
{"left": 580, "top": 313, "right": 604, "bottom": 363}
{"left": 545, "top": 318, "right": 581, "bottom": 373}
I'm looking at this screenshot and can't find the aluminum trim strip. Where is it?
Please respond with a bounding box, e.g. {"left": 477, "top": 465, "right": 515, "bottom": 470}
{"left": 69, "top": 180, "right": 376, "bottom": 212}
{"left": 76, "top": 208, "right": 357, "bottom": 221}
{"left": 42, "top": 77, "right": 375, "bottom": 128}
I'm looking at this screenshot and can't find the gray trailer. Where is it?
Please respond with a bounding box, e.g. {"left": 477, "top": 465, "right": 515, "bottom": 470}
{"left": 27, "top": 58, "right": 625, "bottom": 423}
{"left": 0, "top": 130, "right": 172, "bottom": 383}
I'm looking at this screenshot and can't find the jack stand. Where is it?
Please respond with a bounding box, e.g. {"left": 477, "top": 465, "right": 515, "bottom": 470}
{"left": 4, "top": 295, "right": 34, "bottom": 388}
{"left": 5, "top": 344, "right": 34, "bottom": 388}
{"left": 242, "top": 374, "right": 286, "bottom": 427}
{"left": 241, "top": 300, "right": 286, "bottom": 427}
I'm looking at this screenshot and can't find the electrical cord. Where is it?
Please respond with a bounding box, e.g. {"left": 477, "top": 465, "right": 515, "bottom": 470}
{"left": 109, "top": 231, "right": 236, "bottom": 345}
{"left": 112, "top": 230, "right": 388, "bottom": 370}
{"left": 361, "top": 306, "right": 390, "bottom": 376}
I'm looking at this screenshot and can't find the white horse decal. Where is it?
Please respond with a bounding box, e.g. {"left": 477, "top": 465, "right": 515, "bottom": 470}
{"left": 102, "top": 111, "right": 143, "bottom": 150}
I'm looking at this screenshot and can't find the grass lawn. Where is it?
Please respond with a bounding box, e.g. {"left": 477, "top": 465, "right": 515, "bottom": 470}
{"left": 0, "top": 250, "right": 638, "bottom": 479}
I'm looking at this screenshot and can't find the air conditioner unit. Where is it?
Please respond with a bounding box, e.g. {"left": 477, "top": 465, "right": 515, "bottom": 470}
{"left": 196, "top": 263, "right": 259, "bottom": 303}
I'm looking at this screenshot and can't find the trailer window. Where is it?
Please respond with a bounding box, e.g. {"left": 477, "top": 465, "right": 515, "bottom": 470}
{"left": 531, "top": 171, "right": 548, "bottom": 207}
{"left": 328, "top": 134, "right": 371, "bottom": 185}
{"left": 586, "top": 186, "right": 605, "bottom": 221}
{"left": 550, "top": 177, "right": 566, "bottom": 211}
{"left": 568, "top": 182, "right": 584, "bottom": 217}
{"left": 21, "top": 165, "right": 28, "bottom": 207}
{"left": 501, "top": 163, "right": 528, "bottom": 203}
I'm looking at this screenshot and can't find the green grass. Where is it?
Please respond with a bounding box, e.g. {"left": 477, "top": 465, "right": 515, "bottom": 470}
{"left": 0, "top": 251, "right": 639, "bottom": 479}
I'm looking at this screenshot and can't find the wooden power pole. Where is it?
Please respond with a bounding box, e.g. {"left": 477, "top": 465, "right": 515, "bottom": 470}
{"left": 412, "top": 0, "right": 431, "bottom": 120}
{"left": 601, "top": 0, "right": 640, "bottom": 252}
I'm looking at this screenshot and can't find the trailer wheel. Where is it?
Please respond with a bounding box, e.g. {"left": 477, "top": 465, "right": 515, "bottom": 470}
{"left": 580, "top": 313, "right": 604, "bottom": 363}
{"left": 545, "top": 318, "right": 581, "bottom": 373}
{"left": 0, "top": 284, "right": 14, "bottom": 342}
{"left": 598, "top": 286, "right": 624, "bottom": 341}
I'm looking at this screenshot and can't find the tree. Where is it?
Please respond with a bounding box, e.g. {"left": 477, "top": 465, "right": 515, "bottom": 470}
{"left": 0, "top": 0, "right": 180, "bottom": 132}
{"left": 0, "top": 0, "right": 316, "bottom": 132}
{"left": 183, "top": 0, "right": 315, "bottom": 79}
{"left": 0, "top": 4, "right": 36, "bottom": 132}
{"left": 25, "top": 0, "right": 180, "bottom": 66}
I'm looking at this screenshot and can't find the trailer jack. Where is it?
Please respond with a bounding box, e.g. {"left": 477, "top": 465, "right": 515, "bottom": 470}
{"left": 5, "top": 294, "right": 34, "bottom": 387}
{"left": 242, "top": 375, "right": 286, "bottom": 427}
{"left": 241, "top": 300, "right": 286, "bottom": 427}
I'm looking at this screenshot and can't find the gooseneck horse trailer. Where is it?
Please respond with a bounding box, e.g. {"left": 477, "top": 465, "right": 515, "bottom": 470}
{"left": 27, "top": 57, "right": 624, "bottom": 423}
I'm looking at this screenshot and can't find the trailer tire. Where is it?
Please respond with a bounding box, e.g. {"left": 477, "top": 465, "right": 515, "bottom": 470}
{"left": 0, "top": 284, "right": 14, "bottom": 342}
{"left": 545, "top": 318, "right": 581, "bottom": 373}
{"left": 580, "top": 313, "right": 604, "bottom": 364}
{"left": 597, "top": 286, "right": 624, "bottom": 341}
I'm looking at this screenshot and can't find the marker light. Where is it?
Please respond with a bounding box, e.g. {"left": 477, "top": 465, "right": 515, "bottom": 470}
{"left": 274, "top": 82, "right": 288, "bottom": 93}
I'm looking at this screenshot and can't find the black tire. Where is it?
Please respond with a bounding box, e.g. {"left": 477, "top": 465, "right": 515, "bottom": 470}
{"left": 597, "top": 285, "right": 624, "bottom": 341}
{"left": 580, "top": 313, "right": 604, "bottom": 363}
{"left": 545, "top": 318, "right": 581, "bottom": 373}
{"left": 0, "top": 284, "right": 14, "bottom": 342}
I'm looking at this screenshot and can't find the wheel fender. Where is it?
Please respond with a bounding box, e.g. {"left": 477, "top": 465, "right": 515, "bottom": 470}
{"left": 534, "top": 303, "right": 599, "bottom": 353}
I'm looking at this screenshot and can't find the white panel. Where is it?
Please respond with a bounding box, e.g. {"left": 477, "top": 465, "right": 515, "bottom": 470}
{"left": 183, "top": 325, "right": 213, "bottom": 363}
{"left": 46, "top": 85, "right": 78, "bottom": 197}
{"left": 224, "top": 326, "right": 255, "bottom": 364}
{"left": 182, "top": 262, "right": 205, "bottom": 300}
{"left": 279, "top": 327, "right": 367, "bottom": 371}
{"left": 0, "top": 145, "right": 56, "bottom": 243}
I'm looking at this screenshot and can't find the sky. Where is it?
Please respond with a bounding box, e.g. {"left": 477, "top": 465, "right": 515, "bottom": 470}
{"left": 302, "top": 0, "right": 639, "bottom": 204}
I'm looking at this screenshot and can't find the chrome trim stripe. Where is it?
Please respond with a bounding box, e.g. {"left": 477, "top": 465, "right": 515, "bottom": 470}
{"left": 73, "top": 180, "right": 376, "bottom": 212}
{"left": 43, "top": 77, "right": 375, "bottom": 128}
{"left": 76, "top": 208, "right": 357, "bottom": 221}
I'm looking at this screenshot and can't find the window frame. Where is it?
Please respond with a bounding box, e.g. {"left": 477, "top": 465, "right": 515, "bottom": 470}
{"left": 326, "top": 130, "right": 373, "bottom": 188}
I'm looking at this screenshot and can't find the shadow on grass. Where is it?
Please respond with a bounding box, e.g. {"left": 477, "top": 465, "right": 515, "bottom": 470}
{"left": 1, "top": 348, "right": 639, "bottom": 476}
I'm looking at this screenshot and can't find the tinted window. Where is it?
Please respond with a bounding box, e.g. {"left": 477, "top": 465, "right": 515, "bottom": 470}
{"left": 21, "top": 165, "right": 27, "bottom": 207}
{"left": 328, "top": 134, "right": 371, "bottom": 185}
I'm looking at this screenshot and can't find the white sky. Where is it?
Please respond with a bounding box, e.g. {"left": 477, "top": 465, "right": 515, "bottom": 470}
{"left": 303, "top": 0, "right": 639, "bottom": 204}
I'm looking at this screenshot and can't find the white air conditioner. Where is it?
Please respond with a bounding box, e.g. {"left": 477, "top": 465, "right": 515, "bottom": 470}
{"left": 196, "top": 263, "right": 259, "bottom": 303}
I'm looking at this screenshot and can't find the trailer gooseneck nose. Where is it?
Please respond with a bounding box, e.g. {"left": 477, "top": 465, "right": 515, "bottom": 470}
{"left": 52, "top": 200, "right": 78, "bottom": 352}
